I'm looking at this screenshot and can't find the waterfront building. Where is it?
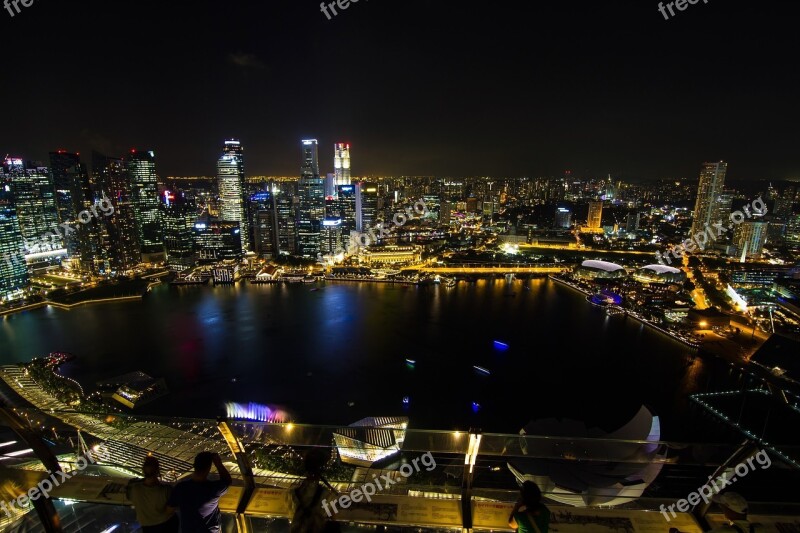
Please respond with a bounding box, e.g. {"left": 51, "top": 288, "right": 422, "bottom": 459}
{"left": 217, "top": 139, "right": 248, "bottom": 252}
{"left": 4, "top": 158, "right": 63, "bottom": 259}
{"left": 574, "top": 259, "right": 627, "bottom": 280}
{"left": 633, "top": 264, "right": 686, "bottom": 284}
{"left": 161, "top": 190, "right": 197, "bottom": 271}
{"left": 360, "top": 244, "right": 422, "bottom": 265}
{"left": 193, "top": 215, "right": 243, "bottom": 263}
{"left": 320, "top": 217, "right": 343, "bottom": 255}
{"left": 126, "top": 149, "right": 164, "bottom": 261}
{"left": 0, "top": 173, "right": 29, "bottom": 301}
{"left": 249, "top": 191, "right": 276, "bottom": 258}
{"left": 93, "top": 151, "right": 141, "bottom": 274}
{"left": 333, "top": 416, "right": 408, "bottom": 467}
{"left": 297, "top": 139, "right": 324, "bottom": 257}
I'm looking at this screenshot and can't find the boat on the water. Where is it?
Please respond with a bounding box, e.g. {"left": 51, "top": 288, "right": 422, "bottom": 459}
{"left": 473, "top": 365, "right": 491, "bottom": 375}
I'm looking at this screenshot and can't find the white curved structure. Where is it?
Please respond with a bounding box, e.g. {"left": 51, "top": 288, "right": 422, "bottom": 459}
{"left": 509, "top": 406, "right": 666, "bottom": 507}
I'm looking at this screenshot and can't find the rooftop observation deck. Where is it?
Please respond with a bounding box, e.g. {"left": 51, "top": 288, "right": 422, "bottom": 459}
{"left": 0, "top": 403, "right": 798, "bottom": 533}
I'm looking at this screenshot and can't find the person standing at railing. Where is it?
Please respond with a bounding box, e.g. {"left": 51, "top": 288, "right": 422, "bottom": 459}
{"left": 508, "top": 481, "right": 551, "bottom": 533}
{"left": 126, "top": 456, "right": 179, "bottom": 533}
{"left": 167, "top": 452, "right": 232, "bottom": 533}
{"left": 289, "top": 448, "right": 340, "bottom": 533}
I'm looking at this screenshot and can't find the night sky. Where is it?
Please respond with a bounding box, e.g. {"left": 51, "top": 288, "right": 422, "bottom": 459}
{"left": 2, "top": 1, "right": 798, "bottom": 180}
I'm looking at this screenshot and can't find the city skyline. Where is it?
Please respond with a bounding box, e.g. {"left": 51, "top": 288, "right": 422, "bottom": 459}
{"left": 2, "top": 2, "right": 798, "bottom": 179}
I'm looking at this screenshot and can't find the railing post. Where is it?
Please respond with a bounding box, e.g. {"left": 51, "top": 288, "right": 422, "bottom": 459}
{"left": 0, "top": 407, "right": 64, "bottom": 533}
{"left": 692, "top": 439, "right": 761, "bottom": 529}
{"left": 217, "top": 418, "right": 255, "bottom": 533}
{"left": 461, "top": 429, "right": 482, "bottom": 533}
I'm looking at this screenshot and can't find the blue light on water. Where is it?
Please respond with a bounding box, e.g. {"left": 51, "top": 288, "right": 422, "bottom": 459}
{"left": 493, "top": 340, "right": 509, "bottom": 351}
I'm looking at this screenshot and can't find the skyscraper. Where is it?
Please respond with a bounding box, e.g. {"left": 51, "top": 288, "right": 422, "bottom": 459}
{"left": 555, "top": 207, "right": 572, "bottom": 229}
{"left": 161, "top": 190, "right": 197, "bottom": 271}
{"left": 734, "top": 220, "right": 769, "bottom": 261}
{"left": 217, "top": 139, "right": 248, "bottom": 252}
{"left": 5, "top": 158, "right": 63, "bottom": 258}
{"left": 297, "top": 139, "right": 324, "bottom": 257}
{"left": 334, "top": 143, "right": 351, "bottom": 190}
{"left": 355, "top": 182, "right": 378, "bottom": 233}
{"left": 691, "top": 161, "right": 728, "bottom": 238}
{"left": 0, "top": 170, "right": 29, "bottom": 301}
{"left": 274, "top": 191, "right": 297, "bottom": 256}
{"left": 49, "top": 151, "right": 91, "bottom": 260}
{"left": 248, "top": 191, "right": 276, "bottom": 258}
{"left": 93, "top": 151, "right": 141, "bottom": 273}
{"left": 49, "top": 151, "right": 83, "bottom": 224}
{"left": 127, "top": 150, "right": 164, "bottom": 261}
{"left": 587, "top": 200, "right": 603, "bottom": 229}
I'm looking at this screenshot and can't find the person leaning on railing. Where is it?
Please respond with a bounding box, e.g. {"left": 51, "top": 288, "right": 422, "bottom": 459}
{"left": 508, "top": 481, "right": 550, "bottom": 533}
{"left": 126, "top": 456, "right": 179, "bottom": 533}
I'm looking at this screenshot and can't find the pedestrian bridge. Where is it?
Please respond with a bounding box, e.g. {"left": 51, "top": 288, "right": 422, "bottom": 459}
{"left": 405, "top": 263, "right": 571, "bottom": 274}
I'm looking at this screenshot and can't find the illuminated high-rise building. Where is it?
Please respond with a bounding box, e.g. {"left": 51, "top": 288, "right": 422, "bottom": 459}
{"left": 248, "top": 191, "right": 276, "bottom": 258}
{"left": 5, "top": 158, "right": 64, "bottom": 261}
{"left": 127, "top": 149, "right": 164, "bottom": 261}
{"left": 320, "top": 217, "right": 343, "bottom": 255}
{"left": 217, "top": 139, "right": 248, "bottom": 251}
{"left": 49, "top": 151, "right": 83, "bottom": 224}
{"left": 193, "top": 215, "right": 243, "bottom": 263}
{"left": 0, "top": 171, "right": 29, "bottom": 301}
{"left": 691, "top": 161, "right": 728, "bottom": 238}
{"left": 555, "top": 207, "right": 572, "bottom": 229}
{"left": 274, "top": 191, "right": 297, "bottom": 255}
{"left": 355, "top": 182, "right": 378, "bottom": 233}
{"left": 93, "top": 151, "right": 141, "bottom": 273}
{"left": 297, "top": 139, "right": 324, "bottom": 257}
{"left": 161, "top": 190, "right": 196, "bottom": 271}
{"left": 734, "top": 220, "right": 769, "bottom": 261}
{"left": 587, "top": 200, "right": 603, "bottom": 229}
{"left": 49, "top": 151, "right": 93, "bottom": 260}
{"left": 334, "top": 143, "right": 351, "bottom": 190}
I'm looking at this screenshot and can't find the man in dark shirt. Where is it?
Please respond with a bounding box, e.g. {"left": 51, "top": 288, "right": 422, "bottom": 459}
{"left": 168, "top": 452, "right": 232, "bottom": 533}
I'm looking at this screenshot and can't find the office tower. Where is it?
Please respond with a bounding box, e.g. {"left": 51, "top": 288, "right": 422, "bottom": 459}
{"left": 93, "top": 151, "right": 141, "bottom": 273}
{"left": 126, "top": 150, "right": 164, "bottom": 261}
{"left": 297, "top": 139, "right": 324, "bottom": 257}
{"left": 49, "top": 151, "right": 83, "bottom": 224}
{"left": 4, "top": 158, "right": 63, "bottom": 259}
{"left": 355, "top": 182, "right": 378, "bottom": 232}
{"left": 555, "top": 207, "right": 572, "bottom": 229}
{"left": 49, "top": 151, "right": 94, "bottom": 261}
{"left": 334, "top": 143, "right": 351, "bottom": 190}
{"left": 274, "top": 191, "right": 297, "bottom": 255}
{"left": 324, "top": 173, "right": 336, "bottom": 199}
{"left": 320, "top": 218, "right": 343, "bottom": 255}
{"left": 333, "top": 184, "right": 358, "bottom": 240}
{"left": 248, "top": 191, "right": 276, "bottom": 258}
{"left": 786, "top": 214, "right": 800, "bottom": 249}
{"left": 626, "top": 212, "right": 640, "bottom": 232}
{"left": 193, "top": 215, "right": 243, "bottom": 263}
{"left": 690, "top": 161, "right": 728, "bottom": 237}
{"left": 587, "top": 200, "right": 603, "bottom": 229}
{"left": 440, "top": 199, "right": 452, "bottom": 226}
{"left": 734, "top": 220, "right": 769, "bottom": 261}
{"left": 0, "top": 171, "right": 29, "bottom": 301}
{"left": 161, "top": 191, "right": 196, "bottom": 271}
{"left": 217, "top": 139, "right": 248, "bottom": 251}
{"left": 712, "top": 190, "right": 734, "bottom": 232}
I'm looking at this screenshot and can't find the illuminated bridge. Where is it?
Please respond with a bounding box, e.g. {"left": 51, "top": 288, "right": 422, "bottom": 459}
{"left": 404, "top": 262, "right": 571, "bottom": 275}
